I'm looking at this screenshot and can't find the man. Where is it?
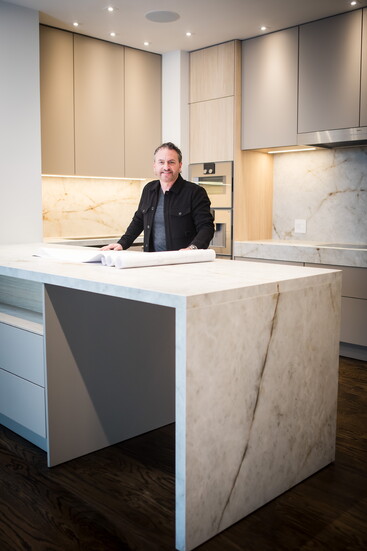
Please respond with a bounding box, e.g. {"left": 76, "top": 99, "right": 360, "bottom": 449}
{"left": 102, "top": 142, "right": 215, "bottom": 252}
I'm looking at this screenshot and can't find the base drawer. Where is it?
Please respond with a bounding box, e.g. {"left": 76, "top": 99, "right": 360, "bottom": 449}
{"left": 0, "top": 368, "right": 46, "bottom": 437}
{"left": 0, "top": 322, "right": 44, "bottom": 386}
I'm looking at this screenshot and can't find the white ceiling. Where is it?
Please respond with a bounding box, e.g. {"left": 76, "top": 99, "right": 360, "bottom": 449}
{"left": 6, "top": 0, "right": 367, "bottom": 53}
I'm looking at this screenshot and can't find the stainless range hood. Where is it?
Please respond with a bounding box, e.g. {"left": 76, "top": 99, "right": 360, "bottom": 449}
{"left": 298, "top": 127, "right": 367, "bottom": 148}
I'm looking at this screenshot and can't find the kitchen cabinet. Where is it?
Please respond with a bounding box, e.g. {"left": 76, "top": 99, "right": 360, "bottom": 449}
{"left": 241, "top": 27, "right": 298, "bottom": 150}
{"left": 124, "top": 47, "right": 161, "bottom": 178}
{"left": 306, "top": 264, "right": 367, "bottom": 349}
{"left": 74, "top": 35, "right": 125, "bottom": 177}
{"left": 189, "top": 41, "right": 239, "bottom": 163}
{"left": 0, "top": 276, "right": 46, "bottom": 449}
{"left": 40, "top": 26, "right": 162, "bottom": 178}
{"left": 361, "top": 9, "right": 367, "bottom": 126}
{"left": 40, "top": 26, "right": 74, "bottom": 175}
{"left": 190, "top": 41, "right": 235, "bottom": 102}
{"left": 189, "top": 96, "right": 234, "bottom": 163}
{"left": 298, "top": 10, "right": 362, "bottom": 134}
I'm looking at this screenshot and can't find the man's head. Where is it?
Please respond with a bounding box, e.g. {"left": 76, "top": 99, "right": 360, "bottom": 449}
{"left": 153, "top": 142, "right": 182, "bottom": 188}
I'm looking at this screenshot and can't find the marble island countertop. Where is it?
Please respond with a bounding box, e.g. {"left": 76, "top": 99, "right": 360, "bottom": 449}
{"left": 0, "top": 242, "right": 341, "bottom": 309}
{"left": 234, "top": 240, "right": 367, "bottom": 268}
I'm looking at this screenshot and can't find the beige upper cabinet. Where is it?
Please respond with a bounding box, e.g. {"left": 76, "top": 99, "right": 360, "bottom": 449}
{"left": 124, "top": 48, "right": 162, "bottom": 178}
{"left": 190, "top": 41, "right": 235, "bottom": 102}
{"left": 298, "top": 10, "right": 362, "bottom": 134}
{"left": 74, "top": 35, "right": 125, "bottom": 177}
{"left": 40, "top": 26, "right": 74, "bottom": 175}
{"left": 241, "top": 27, "right": 298, "bottom": 150}
{"left": 189, "top": 41, "right": 239, "bottom": 163}
{"left": 361, "top": 9, "right": 367, "bottom": 126}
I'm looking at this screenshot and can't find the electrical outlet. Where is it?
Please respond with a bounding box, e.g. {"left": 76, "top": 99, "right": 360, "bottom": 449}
{"left": 294, "top": 219, "right": 307, "bottom": 234}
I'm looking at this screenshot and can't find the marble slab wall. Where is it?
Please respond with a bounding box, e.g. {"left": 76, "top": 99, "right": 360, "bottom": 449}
{"left": 272, "top": 147, "right": 367, "bottom": 243}
{"left": 42, "top": 176, "right": 148, "bottom": 238}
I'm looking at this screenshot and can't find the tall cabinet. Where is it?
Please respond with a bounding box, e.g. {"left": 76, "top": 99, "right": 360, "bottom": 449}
{"left": 74, "top": 35, "right": 125, "bottom": 177}
{"left": 298, "top": 10, "right": 362, "bottom": 134}
{"left": 40, "top": 26, "right": 161, "bottom": 178}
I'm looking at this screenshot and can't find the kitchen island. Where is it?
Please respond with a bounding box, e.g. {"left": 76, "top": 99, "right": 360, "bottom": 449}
{"left": 0, "top": 243, "right": 341, "bottom": 551}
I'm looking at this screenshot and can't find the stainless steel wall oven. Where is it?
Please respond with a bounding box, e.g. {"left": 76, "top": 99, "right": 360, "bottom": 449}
{"left": 189, "top": 161, "right": 233, "bottom": 257}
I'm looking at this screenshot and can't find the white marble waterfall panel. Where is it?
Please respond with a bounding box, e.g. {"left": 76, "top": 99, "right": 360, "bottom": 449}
{"left": 42, "top": 176, "right": 148, "bottom": 238}
{"left": 273, "top": 147, "right": 367, "bottom": 243}
{"left": 182, "top": 277, "right": 341, "bottom": 551}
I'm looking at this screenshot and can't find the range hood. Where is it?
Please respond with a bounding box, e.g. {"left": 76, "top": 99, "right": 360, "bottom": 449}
{"left": 298, "top": 127, "right": 367, "bottom": 148}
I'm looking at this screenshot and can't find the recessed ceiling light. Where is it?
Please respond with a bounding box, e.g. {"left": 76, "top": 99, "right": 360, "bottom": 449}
{"left": 186, "top": 32, "right": 192, "bottom": 37}
{"left": 107, "top": 6, "right": 114, "bottom": 12}
{"left": 260, "top": 25, "right": 267, "bottom": 31}
{"left": 350, "top": 1, "right": 358, "bottom": 6}
{"left": 145, "top": 11, "right": 180, "bottom": 23}
{"left": 110, "top": 32, "right": 116, "bottom": 37}
{"left": 144, "top": 41, "right": 150, "bottom": 46}
{"left": 73, "top": 21, "right": 79, "bottom": 27}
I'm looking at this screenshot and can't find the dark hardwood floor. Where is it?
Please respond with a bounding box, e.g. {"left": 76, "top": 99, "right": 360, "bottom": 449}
{"left": 0, "top": 356, "right": 366, "bottom": 551}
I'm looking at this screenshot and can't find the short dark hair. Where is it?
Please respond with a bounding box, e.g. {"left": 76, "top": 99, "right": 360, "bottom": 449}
{"left": 154, "top": 142, "right": 182, "bottom": 163}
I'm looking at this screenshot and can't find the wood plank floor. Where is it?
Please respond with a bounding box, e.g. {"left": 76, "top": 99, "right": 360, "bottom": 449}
{"left": 0, "top": 356, "right": 366, "bottom": 551}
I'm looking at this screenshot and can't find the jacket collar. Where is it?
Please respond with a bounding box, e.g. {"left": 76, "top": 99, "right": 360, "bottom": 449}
{"left": 149, "top": 174, "right": 184, "bottom": 194}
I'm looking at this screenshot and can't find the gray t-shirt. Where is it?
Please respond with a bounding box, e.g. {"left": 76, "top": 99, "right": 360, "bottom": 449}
{"left": 152, "top": 188, "right": 167, "bottom": 251}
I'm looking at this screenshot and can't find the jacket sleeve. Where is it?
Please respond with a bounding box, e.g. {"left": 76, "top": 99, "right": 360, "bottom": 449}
{"left": 117, "top": 195, "right": 145, "bottom": 250}
{"left": 190, "top": 186, "right": 215, "bottom": 249}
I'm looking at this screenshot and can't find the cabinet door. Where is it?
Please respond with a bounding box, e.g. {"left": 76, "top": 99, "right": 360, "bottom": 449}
{"left": 40, "top": 26, "right": 74, "bottom": 175}
{"left": 298, "top": 11, "right": 362, "bottom": 133}
{"left": 124, "top": 48, "right": 161, "bottom": 178}
{"left": 361, "top": 9, "right": 367, "bottom": 126}
{"left": 74, "top": 35, "right": 125, "bottom": 177}
{"left": 241, "top": 27, "right": 298, "bottom": 149}
{"left": 190, "top": 41, "right": 235, "bottom": 102}
{"left": 189, "top": 97, "right": 234, "bottom": 163}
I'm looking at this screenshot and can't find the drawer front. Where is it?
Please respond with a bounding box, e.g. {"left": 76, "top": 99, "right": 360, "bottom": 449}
{"left": 0, "top": 368, "right": 46, "bottom": 437}
{"left": 306, "top": 264, "right": 367, "bottom": 299}
{"left": 0, "top": 322, "right": 44, "bottom": 386}
{"left": 340, "top": 297, "right": 367, "bottom": 346}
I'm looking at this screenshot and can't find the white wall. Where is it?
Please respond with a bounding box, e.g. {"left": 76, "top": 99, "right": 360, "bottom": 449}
{"left": 0, "top": 1, "right": 42, "bottom": 244}
{"left": 162, "top": 50, "right": 190, "bottom": 179}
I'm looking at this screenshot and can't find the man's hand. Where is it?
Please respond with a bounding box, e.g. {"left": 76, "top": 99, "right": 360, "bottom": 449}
{"left": 101, "top": 243, "right": 123, "bottom": 251}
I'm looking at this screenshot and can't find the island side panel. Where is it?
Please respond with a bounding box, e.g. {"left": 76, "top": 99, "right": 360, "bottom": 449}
{"left": 181, "top": 273, "right": 341, "bottom": 551}
{"left": 44, "top": 284, "right": 175, "bottom": 467}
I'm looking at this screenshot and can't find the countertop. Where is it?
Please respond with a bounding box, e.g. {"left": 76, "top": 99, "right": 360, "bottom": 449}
{"left": 0, "top": 243, "right": 340, "bottom": 309}
{"left": 45, "top": 235, "right": 143, "bottom": 248}
{"left": 234, "top": 240, "right": 367, "bottom": 268}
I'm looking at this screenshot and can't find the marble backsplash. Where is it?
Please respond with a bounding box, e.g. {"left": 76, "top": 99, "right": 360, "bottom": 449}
{"left": 272, "top": 146, "right": 367, "bottom": 244}
{"left": 42, "top": 176, "right": 148, "bottom": 238}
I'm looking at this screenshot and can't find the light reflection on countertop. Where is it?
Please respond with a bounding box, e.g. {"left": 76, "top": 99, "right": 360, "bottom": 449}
{"left": 233, "top": 240, "right": 367, "bottom": 268}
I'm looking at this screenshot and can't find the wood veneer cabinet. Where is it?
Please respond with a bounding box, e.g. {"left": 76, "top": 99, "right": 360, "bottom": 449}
{"left": 298, "top": 10, "right": 362, "bottom": 134}
{"left": 40, "top": 26, "right": 74, "bottom": 175}
{"left": 124, "top": 47, "right": 161, "bottom": 178}
{"left": 189, "top": 41, "right": 237, "bottom": 163}
{"left": 74, "top": 35, "right": 125, "bottom": 177}
{"left": 361, "top": 9, "right": 367, "bottom": 126}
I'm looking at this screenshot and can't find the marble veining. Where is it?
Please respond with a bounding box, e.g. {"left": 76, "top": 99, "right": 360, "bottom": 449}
{"left": 273, "top": 147, "right": 367, "bottom": 243}
{"left": 217, "top": 283, "right": 280, "bottom": 530}
{"left": 42, "top": 176, "right": 148, "bottom": 238}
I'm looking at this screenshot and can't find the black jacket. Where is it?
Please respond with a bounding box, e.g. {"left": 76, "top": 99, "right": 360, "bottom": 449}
{"left": 118, "top": 175, "right": 215, "bottom": 251}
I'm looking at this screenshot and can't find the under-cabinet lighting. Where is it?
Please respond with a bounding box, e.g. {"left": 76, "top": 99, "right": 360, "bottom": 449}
{"left": 267, "top": 148, "right": 317, "bottom": 154}
{"left": 42, "top": 174, "right": 147, "bottom": 181}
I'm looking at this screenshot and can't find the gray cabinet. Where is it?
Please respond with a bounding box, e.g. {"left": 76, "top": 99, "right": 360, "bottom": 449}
{"left": 241, "top": 27, "right": 298, "bottom": 150}
{"left": 298, "top": 10, "right": 362, "bottom": 134}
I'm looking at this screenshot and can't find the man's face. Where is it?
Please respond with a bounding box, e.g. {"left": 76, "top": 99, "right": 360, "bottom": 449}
{"left": 153, "top": 147, "right": 182, "bottom": 186}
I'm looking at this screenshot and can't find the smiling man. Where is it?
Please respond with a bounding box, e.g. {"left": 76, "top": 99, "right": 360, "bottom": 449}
{"left": 102, "top": 142, "right": 215, "bottom": 252}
